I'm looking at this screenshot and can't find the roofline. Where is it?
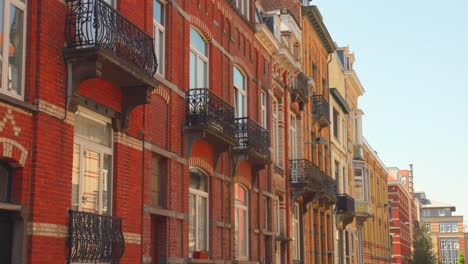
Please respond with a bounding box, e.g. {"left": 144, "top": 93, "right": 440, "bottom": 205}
{"left": 302, "top": 5, "right": 336, "bottom": 54}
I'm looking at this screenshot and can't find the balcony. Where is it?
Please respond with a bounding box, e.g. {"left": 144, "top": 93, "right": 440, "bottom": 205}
{"left": 312, "top": 95, "right": 330, "bottom": 128}
{"left": 255, "top": 16, "right": 280, "bottom": 55}
{"left": 289, "top": 73, "right": 310, "bottom": 110}
{"left": 184, "top": 89, "right": 237, "bottom": 159}
{"left": 319, "top": 172, "right": 337, "bottom": 204}
{"left": 353, "top": 144, "right": 364, "bottom": 160}
{"left": 355, "top": 201, "right": 371, "bottom": 217}
{"left": 234, "top": 117, "right": 271, "bottom": 166}
{"left": 336, "top": 193, "right": 356, "bottom": 227}
{"left": 68, "top": 210, "right": 125, "bottom": 263}
{"left": 290, "top": 159, "right": 322, "bottom": 204}
{"left": 336, "top": 193, "right": 355, "bottom": 215}
{"left": 63, "top": 0, "right": 159, "bottom": 130}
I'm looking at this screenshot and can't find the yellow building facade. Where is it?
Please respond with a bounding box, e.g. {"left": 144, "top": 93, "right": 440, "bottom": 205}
{"left": 362, "top": 140, "right": 392, "bottom": 263}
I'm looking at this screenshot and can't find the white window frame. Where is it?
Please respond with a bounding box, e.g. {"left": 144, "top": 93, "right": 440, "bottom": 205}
{"left": 0, "top": 0, "right": 27, "bottom": 99}
{"left": 153, "top": 0, "right": 165, "bottom": 76}
{"left": 292, "top": 203, "right": 301, "bottom": 261}
{"left": 290, "top": 114, "right": 297, "bottom": 159}
{"left": 260, "top": 91, "right": 267, "bottom": 129}
{"left": 235, "top": 0, "right": 250, "bottom": 19}
{"left": 189, "top": 175, "right": 209, "bottom": 253}
{"left": 234, "top": 66, "right": 247, "bottom": 118}
{"left": 73, "top": 108, "right": 113, "bottom": 215}
{"left": 235, "top": 184, "right": 249, "bottom": 259}
{"left": 275, "top": 196, "right": 280, "bottom": 235}
{"left": 190, "top": 28, "right": 208, "bottom": 89}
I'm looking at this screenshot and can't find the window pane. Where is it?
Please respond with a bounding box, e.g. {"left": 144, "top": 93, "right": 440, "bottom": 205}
{"left": 153, "top": 0, "right": 164, "bottom": 25}
{"left": 198, "top": 196, "right": 208, "bottom": 251}
{"left": 72, "top": 144, "right": 80, "bottom": 210}
{"left": 102, "top": 154, "right": 112, "bottom": 215}
{"left": 190, "top": 169, "right": 208, "bottom": 192}
{"left": 190, "top": 28, "right": 206, "bottom": 56}
{"left": 74, "top": 114, "right": 112, "bottom": 147}
{"left": 241, "top": 208, "right": 248, "bottom": 256}
{"left": 197, "top": 59, "right": 207, "bottom": 88}
{"left": 157, "top": 29, "right": 164, "bottom": 74}
{"left": 190, "top": 51, "right": 196, "bottom": 89}
{"left": 82, "top": 150, "right": 101, "bottom": 213}
{"left": 234, "top": 67, "right": 244, "bottom": 89}
{"left": 189, "top": 193, "right": 196, "bottom": 252}
{"left": 8, "top": 4, "right": 24, "bottom": 95}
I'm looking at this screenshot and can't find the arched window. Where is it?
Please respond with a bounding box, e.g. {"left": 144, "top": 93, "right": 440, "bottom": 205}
{"left": 235, "top": 183, "right": 249, "bottom": 259}
{"left": 0, "top": 161, "right": 11, "bottom": 202}
{"left": 233, "top": 66, "right": 247, "bottom": 118}
{"left": 190, "top": 28, "right": 208, "bottom": 89}
{"left": 189, "top": 168, "right": 209, "bottom": 254}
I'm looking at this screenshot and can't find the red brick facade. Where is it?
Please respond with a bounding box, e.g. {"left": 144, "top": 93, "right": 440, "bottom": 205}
{"left": 0, "top": 1, "right": 340, "bottom": 263}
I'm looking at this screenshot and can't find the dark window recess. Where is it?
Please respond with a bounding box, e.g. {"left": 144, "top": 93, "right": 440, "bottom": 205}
{"left": 333, "top": 108, "right": 339, "bottom": 139}
{"left": 0, "top": 161, "right": 11, "bottom": 202}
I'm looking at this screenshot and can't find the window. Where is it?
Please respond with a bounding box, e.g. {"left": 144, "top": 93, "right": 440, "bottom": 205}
{"left": 235, "top": 184, "right": 249, "bottom": 259}
{"left": 260, "top": 91, "right": 267, "bottom": 129}
{"left": 333, "top": 108, "right": 340, "bottom": 140}
{"left": 440, "top": 238, "right": 460, "bottom": 264}
{"left": 0, "top": 161, "right": 11, "bottom": 202}
{"left": 292, "top": 203, "right": 301, "bottom": 261}
{"left": 72, "top": 109, "right": 113, "bottom": 215}
{"left": 151, "top": 155, "right": 166, "bottom": 207}
{"left": 189, "top": 168, "right": 209, "bottom": 254}
{"left": 153, "top": 0, "right": 165, "bottom": 75}
{"left": 335, "top": 160, "right": 340, "bottom": 192}
{"left": 440, "top": 222, "right": 458, "bottom": 233}
{"left": 452, "top": 222, "right": 457, "bottom": 232}
{"left": 0, "top": 0, "right": 27, "bottom": 98}
{"left": 263, "top": 196, "right": 270, "bottom": 230}
{"left": 273, "top": 98, "right": 280, "bottom": 164}
{"left": 289, "top": 114, "right": 297, "bottom": 159}
{"left": 234, "top": 0, "right": 250, "bottom": 19}
{"left": 190, "top": 28, "right": 208, "bottom": 89}
{"left": 234, "top": 66, "right": 247, "bottom": 118}
{"left": 275, "top": 196, "right": 281, "bottom": 235}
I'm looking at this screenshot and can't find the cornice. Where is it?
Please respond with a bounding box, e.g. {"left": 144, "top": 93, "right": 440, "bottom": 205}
{"left": 302, "top": 5, "right": 336, "bottom": 54}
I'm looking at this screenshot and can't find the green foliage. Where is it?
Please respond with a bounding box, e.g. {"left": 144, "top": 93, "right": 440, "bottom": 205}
{"left": 459, "top": 254, "right": 465, "bottom": 264}
{"left": 408, "top": 224, "right": 437, "bottom": 264}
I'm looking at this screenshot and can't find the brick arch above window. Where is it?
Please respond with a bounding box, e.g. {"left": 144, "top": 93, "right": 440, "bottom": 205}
{"left": 189, "top": 18, "right": 214, "bottom": 43}
{"left": 0, "top": 138, "right": 28, "bottom": 167}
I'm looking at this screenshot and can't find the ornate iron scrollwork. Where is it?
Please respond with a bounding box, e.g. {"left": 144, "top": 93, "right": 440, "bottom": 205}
{"left": 185, "top": 88, "right": 235, "bottom": 139}
{"left": 234, "top": 117, "right": 270, "bottom": 158}
{"left": 64, "top": 0, "right": 158, "bottom": 75}
{"left": 321, "top": 172, "right": 337, "bottom": 202}
{"left": 68, "top": 210, "right": 125, "bottom": 264}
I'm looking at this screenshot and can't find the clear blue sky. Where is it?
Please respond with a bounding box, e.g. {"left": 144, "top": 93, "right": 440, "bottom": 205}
{"left": 314, "top": 0, "right": 468, "bottom": 224}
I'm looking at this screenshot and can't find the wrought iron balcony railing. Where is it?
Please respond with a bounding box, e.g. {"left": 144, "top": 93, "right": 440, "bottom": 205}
{"left": 185, "top": 88, "right": 236, "bottom": 141}
{"left": 290, "top": 159, "right": 321, "bottom": 189}
{"left": 312, "top": 95, "right": 330, "bottom": 124}
{"left": 234, "top": 117, "right": 270, "bottom": 160}
{"left": 68, "top": 210, "right": 125, "bottom": 264}
{"left": 64, "top": 0, "right": 157, "bottom": 76}
{"left": 290, "top": 74, "right": 309, "bottom": 110}
{"left": 336, "top": 193, "right": 356, "bottom": 215}
{"left": 321, "top": 172, "right": 337, "bottom": 202}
